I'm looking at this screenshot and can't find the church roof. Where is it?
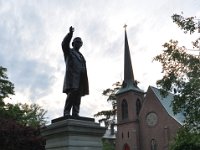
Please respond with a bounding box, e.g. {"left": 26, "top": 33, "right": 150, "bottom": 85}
{"left": 149, "top": 86, "right": 185, "bottom": 125}
{"left": 117, "top": 83, "right": 144, "bottom": 95}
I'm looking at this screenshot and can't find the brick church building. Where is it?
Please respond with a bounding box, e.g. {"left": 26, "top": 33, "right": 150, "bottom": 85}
{"left": 115, "top": 27, "right": 184, "bottom": 150}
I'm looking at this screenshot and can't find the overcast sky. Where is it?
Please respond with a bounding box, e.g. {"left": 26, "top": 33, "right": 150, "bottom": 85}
{"left": 0, "top": 0, "right": 199, "bottom": 123}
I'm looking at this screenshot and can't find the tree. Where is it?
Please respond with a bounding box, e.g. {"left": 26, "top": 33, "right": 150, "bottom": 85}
{"left": 154, "top": 13, "right": 200, "bottom": 149}
{"left": 0, "top": 118, "right": 45, "bottom": 150}
{"left": 94, "top": 81, "right": 121, "bottom": 128}
{"left": 0, "top": 66, "right": 47, "bottom": 150}
{"left": 154, "top": 39, "right": 200, "bottom": 131}
{"left": 94, "top": 82, "right": 121, "bottom": 150}
{"left": 0, "top": 66, "right": 47, "bottom": 127}
{"left": 0, "top": 66, "right": 14, "bottom": 105}
{"left": 102, "top": 139, "right": 115, "bottom": 150}
{"left": 170, "top": 127, "right": 200, "bottom": 150}
{"left": 1, "top": 103, "right": 47, "bottom": 127}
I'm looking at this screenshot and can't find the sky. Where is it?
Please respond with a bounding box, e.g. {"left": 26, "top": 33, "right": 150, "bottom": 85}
{"left": 0, "top": 0, "right": 200, "bottom": 123}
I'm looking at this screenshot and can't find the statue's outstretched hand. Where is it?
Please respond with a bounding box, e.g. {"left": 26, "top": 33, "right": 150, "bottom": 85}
{"left": 69, "top": 26, "right": 74, "bottom": 33}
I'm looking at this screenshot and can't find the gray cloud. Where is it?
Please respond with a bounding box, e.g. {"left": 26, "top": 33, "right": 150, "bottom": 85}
{"left": 0, "top": 1, "right": 55, "bottom": 101}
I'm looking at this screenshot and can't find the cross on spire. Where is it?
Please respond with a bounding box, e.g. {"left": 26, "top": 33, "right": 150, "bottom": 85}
{"left": 124, "top": 24, "right": 127, "bottom": 30}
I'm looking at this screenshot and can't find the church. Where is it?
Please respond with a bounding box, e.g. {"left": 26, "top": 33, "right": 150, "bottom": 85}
{"left": 115, "top": 27, "right": 184, "bottom": 150}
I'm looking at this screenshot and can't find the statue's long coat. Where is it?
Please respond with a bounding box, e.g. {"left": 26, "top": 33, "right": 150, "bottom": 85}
{"left": 61, "top": 32, "right": 89, "bottom": 96}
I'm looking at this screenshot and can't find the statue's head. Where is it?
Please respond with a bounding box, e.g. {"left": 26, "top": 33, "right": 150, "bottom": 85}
{"left": 72, "top": 37, "right": 83, "bottom": 50}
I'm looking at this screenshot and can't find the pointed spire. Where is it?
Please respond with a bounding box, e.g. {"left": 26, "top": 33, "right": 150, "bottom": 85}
{"left": 117, "top": 25, "right": 144, "bottom": 95}
{"left": 124, "top": 25, "right": 135, "bottom": 85}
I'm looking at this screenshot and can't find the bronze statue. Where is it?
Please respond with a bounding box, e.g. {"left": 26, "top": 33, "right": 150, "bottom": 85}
{"left": 62, "top": 26, "right": 89, "bottom": 117}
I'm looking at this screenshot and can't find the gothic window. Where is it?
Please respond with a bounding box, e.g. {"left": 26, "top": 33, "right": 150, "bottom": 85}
{"left": 136, "top": 99, "right": 141, "bottom": 116}
{"left": 123, "top": 143, "right": 130, "bottom": 150}
{"left": 122, "top": 99, "right": 128, "bottom": 120}
{"left": 151, "top": 139, "right": 157, "bottom": 150}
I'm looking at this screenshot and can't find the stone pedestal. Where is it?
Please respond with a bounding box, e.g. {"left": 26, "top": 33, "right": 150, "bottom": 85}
{"left": 41, "top": 116, "right": 106, "bottom": 150}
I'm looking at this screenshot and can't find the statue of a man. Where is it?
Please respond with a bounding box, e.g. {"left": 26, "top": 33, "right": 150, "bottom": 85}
{"left": 61, "top": 26, "right": 89, "bottom": 117}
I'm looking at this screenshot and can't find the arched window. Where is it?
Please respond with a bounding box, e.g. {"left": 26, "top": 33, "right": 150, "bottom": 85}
{"left": 122, "top": 99, "right": 128, "bottom": 120}
{"left": 123, "top": 143, "right": 130, "bottom": 150}
{"left": 136, "top": 99, "right": 141, "bottom": 115}
{"left": 151, "top": 139, "right": 157, "bottom": 150}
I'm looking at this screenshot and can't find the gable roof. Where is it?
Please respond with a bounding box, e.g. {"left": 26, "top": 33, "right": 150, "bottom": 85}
{"left": 149, "top": 86, "right": 185, "bottom": 125}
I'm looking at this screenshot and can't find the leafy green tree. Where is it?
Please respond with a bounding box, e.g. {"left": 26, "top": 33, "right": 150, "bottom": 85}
{"left": 0, "top": 118, "right": 45, "bottom": 150}
{"left": 170, "top": 127, "right": 200, "bottom": 150}
{"left": 94, "top": 82, "right": 121, "bottom": 150}
{"left": 154, "top": 13, "right": 200, "bottom": 132}
{"left": 102, "top": 139, "right": 115, "bottom": 150}
{"left": 0, "top": 66, "right": 47, "bottom": 149}
{"left": 0, "top": 66, "right": 14, "bottom": 105}
{"left": 0, "top": 66, "right": 47, "bottom": 127}
{"left": 154, "top": 39, "right": 200, "bottom": 131}
{"left": 154, "top": 13, "right": 200, "bottom": 149}
{"left": 94, "top": 81, "right": 121, "bottom": 128}
{"left": 1, "top": 103, "right": 47, "bottom": 127}
{"left": 19, "top": 103, "right": 47, "bottom": 127}
{"left": 171, "top": 13, "right": 197, "bottom": 34}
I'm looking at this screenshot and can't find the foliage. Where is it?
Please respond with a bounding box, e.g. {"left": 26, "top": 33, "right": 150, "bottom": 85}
{"left": 171, "top": 13, "right": 197, "bottom": 34}
{"left": 154, "top": 13, "right": 200, "bottom": 149}
{"left": 0, "top": 118, "right": 45, "bottom": 150}
{"left": 0, "top": 66, "right": 14, "bottom": 105}
{"left": 94, "top": 81, "right": 121, "bottom": 127}
{"left": 154, "top": 14, "right": 200, "bottom": 132}
{"left": 0, "top": 66, "right": 47, "bottom": 128}
{"left": 0, "top": 66, "right": 47, "bottom": 149}
{"left": 102, "top": 139, "right": 115, "bottom": 150}
{"left": 170, "top": 128, "right": 200, "bottom": 150}
{"left": 0, "top": 103, "right": 47, "bottom": 128}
